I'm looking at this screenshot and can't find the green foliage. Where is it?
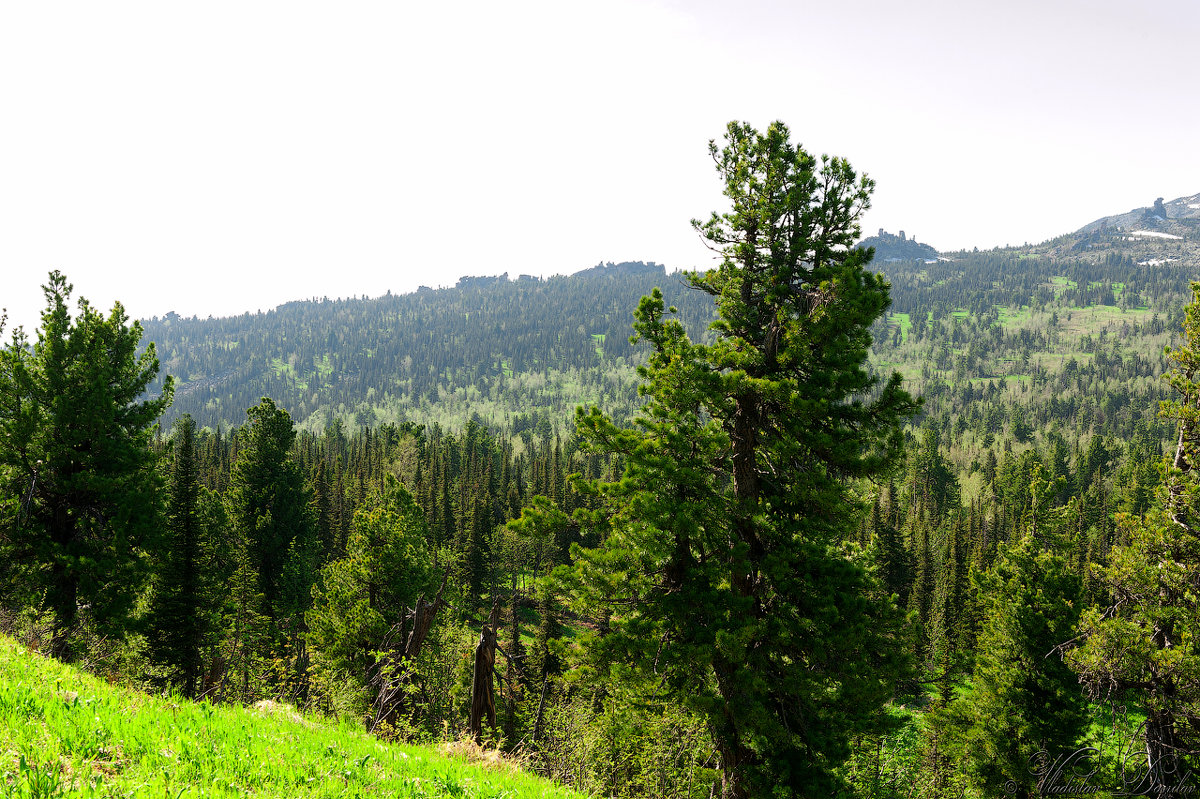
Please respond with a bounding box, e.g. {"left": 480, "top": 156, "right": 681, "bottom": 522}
{"left": 836, "top": 706, "right": 924, "bottom": 799}
{"left": 907, "top": 426, "right": 960, "bottom": 526}
{"left": 537, "top": 689, "right": 718, "bottom": 798}
{"left": 940, "top": 490, "right": 1085, "bottom": 796}
{"left": 145, "top": 414, "right": 225, "bottom": 698}
{"left": 307, "top": 477, "right": 433, "bottom": 719}
{"left": 557, "top": 121, "right": 919, "bottom": 798}
{"left": 0, "top": 271, "right": 173, "bottom": 659}
{"left": 1067, "top": 284, "right": 1200, "bottom": 788}
{"left": 227, "top": 398, "right": 315, "bottom": 621}
{"left": 530, "top": 578, "right": 561, "bottom": 681}
{"left": 218, "top": 532, "right": 271, "bottom": 704}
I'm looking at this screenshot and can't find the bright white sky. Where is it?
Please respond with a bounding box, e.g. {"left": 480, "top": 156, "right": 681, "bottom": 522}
{"left": 2, "top": 0, "right": 1198, "bottom": 337}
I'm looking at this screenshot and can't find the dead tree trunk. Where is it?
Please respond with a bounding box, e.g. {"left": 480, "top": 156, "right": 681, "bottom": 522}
{"left": 532, "top": 677, "right": 549, "bottom": 745}
{"left": 468, "top": 604, "right": 500, "bottom": 744}
{"left": 370, "top": 571, "right": 450, "bottom": 734}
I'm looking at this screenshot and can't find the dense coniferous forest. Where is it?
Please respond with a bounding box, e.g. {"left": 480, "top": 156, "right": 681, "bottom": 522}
{"left": 143, "top": 261, "right": 715, "bottom": 435}
{"left": 5, "top": 123, "right": 1200, "bottom": 797}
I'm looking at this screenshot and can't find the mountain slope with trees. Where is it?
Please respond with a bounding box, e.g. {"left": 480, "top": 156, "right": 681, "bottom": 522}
{"left": 144, "top": 262, "right": 715, "bottom": 434}
{"left": 7, "top": 150, "right": 1200, "bottom": 797}
{"left": 144, "top": 205, "right": 1200, "bottom": 476}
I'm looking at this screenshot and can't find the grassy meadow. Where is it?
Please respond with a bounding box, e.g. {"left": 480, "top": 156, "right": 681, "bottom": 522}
{"left": 0, "top": 636, "right": 584, "bottom": 799}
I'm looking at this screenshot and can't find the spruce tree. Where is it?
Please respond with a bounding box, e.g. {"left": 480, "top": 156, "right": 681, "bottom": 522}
{"left": 226, "top": 397, "right": 313, "bottom": 621}
{"left": 147, "top": 414, "right": 215, "bottom": 697}
{"left": 221, "top": 534, "right": 270, "bottom": 702}
{"left": 531, "top": 576, "right": 561, "bottom": 681}
{"left": 463, "top": 493, "right": 492, "bottom": 606}
{"left": 310, "top": 461, "right": 334, "bottom": 563}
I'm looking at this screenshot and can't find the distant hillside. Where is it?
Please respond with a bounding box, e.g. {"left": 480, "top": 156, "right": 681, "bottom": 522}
{"left": 1076, "top": 193, "right": 1200, "bottom": 234}
{"left": 139, "top": 194, "right": 1200, "bottom": 450}
{"left": 1064, "top": 193, "right": 1200, "bottom": 261}
{"left": 856, "top": 228, "right": 938, "bottom": 262}
{"left": 144, "top": 262, "right": 715, "bottom": 433}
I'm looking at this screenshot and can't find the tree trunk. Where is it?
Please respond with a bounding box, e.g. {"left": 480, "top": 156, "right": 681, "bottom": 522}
{"left": 532, "top": 677, "right": 549, "bottom": 744}
{"left": 48, "top": 502, "right": 77, "bottom": 661}
{"left": 729, "top": 394, "right": 762, "bottom": 601}
{"left": 715, "top": 392, "right": 767, "bottom": 798}
{"left": 469, "top": 604, "right": 499, "bottom": 744}
{"left": 711, "top": 651, "right": 757, "bottom": 799}
{"left": 1144, "top": 710, "right": 1181, "bottom": 794}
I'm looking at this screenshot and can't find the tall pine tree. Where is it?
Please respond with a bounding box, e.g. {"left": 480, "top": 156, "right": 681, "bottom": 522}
{"left": 0, "top": 271, "right": 173, "bottom": 659}
{"left": 226, "top": 397, "right": 314, "bottom": 621}
{"left": 551, "top": 121, "right": 919, "bottom": 798}
{"left": 941, "top": 473, "right": 1085, "bottom": 798}
{"left": 147, "top": 414, "right": 219, "bottom": 698}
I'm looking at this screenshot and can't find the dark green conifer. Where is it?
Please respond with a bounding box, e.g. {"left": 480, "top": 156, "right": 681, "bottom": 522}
{"left": 0, "top": 272, "right": 173, "bottom": 659}
{"left": 310, "top": 461, "right": 334, "bottom": 564}
{"left": 226, "top": 397, "right": 314, "bottom": 620}
{"left": 147, "top": 414, "right": 215, "bottom": 698}
{"left": 531, "top": 578, "right": 561, "bottom": 681}
{"left": 549, "top": 121, "right": 919, "bottom": 798}
{"left": 941, "top": 490, "right": 1085, "bottom": 796}
{"left": 221, "top": 534, "right": 270, "bottom": 703}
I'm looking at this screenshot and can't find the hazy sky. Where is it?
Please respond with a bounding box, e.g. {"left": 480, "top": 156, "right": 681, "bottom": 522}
{"left": 3, "top": 0, "right": 1197, "bottom": 336}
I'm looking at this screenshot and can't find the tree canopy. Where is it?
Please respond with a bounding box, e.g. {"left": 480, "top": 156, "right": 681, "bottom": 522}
{"left": 0, "top": 271, "right": 173, "bottom": 658}
{"left": 1067, "top": 282, "right": 1200, "bottom": 791}
{"left": 551, "top": 120, "right": 919, "bottom": 798}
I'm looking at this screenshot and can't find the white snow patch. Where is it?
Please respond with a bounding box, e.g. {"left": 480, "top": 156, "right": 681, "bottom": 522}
{"left": 1138, "top": 258, "right": 1179, "bottom": 266}
{"left": 1129, "top": 230, "right": 1184, "bottom": 240}
{"left": 1189, "top": 203, "right": 1200, "bottom": 210}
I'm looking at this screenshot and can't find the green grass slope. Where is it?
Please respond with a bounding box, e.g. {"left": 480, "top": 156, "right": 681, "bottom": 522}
{"left": 0, "top": 636, "right": 583, "bottom": 798}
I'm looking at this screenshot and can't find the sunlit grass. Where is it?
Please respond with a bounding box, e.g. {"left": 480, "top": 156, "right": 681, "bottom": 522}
{"left": 0, "top": 636, "right": 583, "bottom": 798}
{"left": 888, "top": 312, "right": 912, "bottom": 343}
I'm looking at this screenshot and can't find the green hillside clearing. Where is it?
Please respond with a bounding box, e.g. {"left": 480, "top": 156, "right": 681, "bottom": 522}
{"left": 0, "top": 636, "right": 582, "bottom": 798}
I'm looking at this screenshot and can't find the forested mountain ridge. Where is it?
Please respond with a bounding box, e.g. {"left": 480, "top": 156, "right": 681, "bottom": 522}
{"left": 144, "top": 261, "right": 714, "bottom": 433}
{"left": 145, "top": 199, "right": 1200, "bottom": 467}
